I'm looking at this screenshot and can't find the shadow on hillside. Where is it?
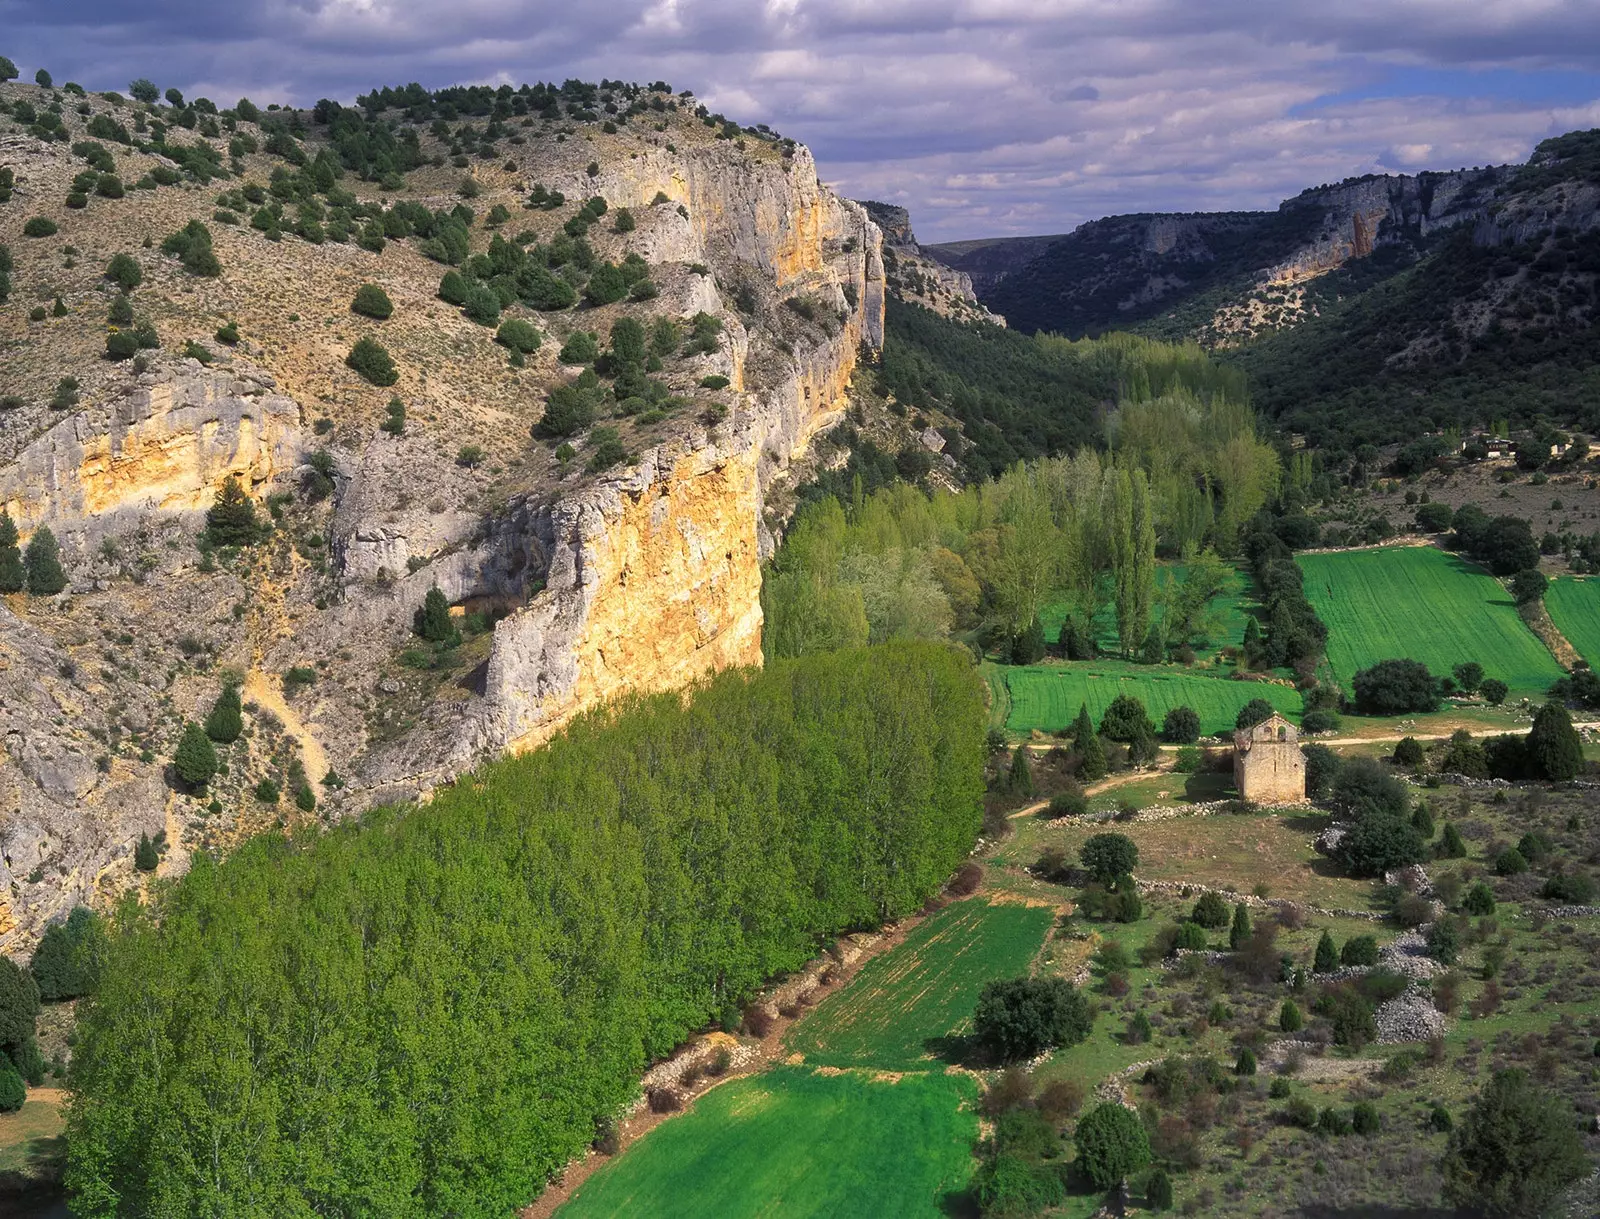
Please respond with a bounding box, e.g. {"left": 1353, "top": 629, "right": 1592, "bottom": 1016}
{"left": 1283, "top": 812, "right": 1331, "bottom": 833}
{"left": 0, "top": 1131, "right": 68, "bottom": 1219}
{"left": 938, "top": 1186, "right": 980, "bottom": 1217}
{"left": 1296, "top": 1206, "right": 1468, "bottom": 1219}
{"left": 923, "top": 1032, "right": 987, "bottom": 1070}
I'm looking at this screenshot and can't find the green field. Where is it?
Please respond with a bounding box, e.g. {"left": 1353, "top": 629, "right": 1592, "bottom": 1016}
{"left": 1038, "top": 563, "right": 1254, "bottom": 654}
{"left": 786, "top": 898, "right": 1054, "bottom": 1069}
{"left": 558, "top": 1067, "right": 977, "bottom": 1219}
{"left": 1297, "top": 546, "right": 1564, "bottom": 695}
{"left": 1546, "top": 576, "right": 1600, "bottom": 665}
{"left": 1002, "top": 660, "right": 1301, "bottom": 737}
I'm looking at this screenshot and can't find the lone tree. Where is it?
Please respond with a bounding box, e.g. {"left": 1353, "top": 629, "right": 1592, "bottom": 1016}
{"left": 1314, "top": 929, "right": 1338, "bottom": 973}
{"left": 24, "top": 525, "right": 67, "bottom": 595}
{"left": 1351, "top": 658, "right": 1439, "bottom": 715}
{"left": 1080, "top": 833, "right": 1139, "bottom": 886}
{"left": 205, "top": 476, "right": 265, "bottom": 547}
{"left": 204, "top": 683, "right": 243, "bottom": 743}
{"left": 973, "top": 976, "right": 1092, "bottom": 1062}
{"left": 1229, "top": 901, "right": 1252, "bottom": 950}
{"left": 0, "top": 510, "right": 23, "bottom": 592}
{"left": 414, "top": 586, "right": 455, "bottom": 643}
{"left": 1099, "top": 694, "right": 1154, "bottom": 742}
{"left": 1192, "top": 891, "right": 1229, "bottom": 928}
{"left": 173, "top": 721, "right": 218, "bottom": 788}
{"left": 1006, "top": 745, "right": 1032, "bottom": 796}
{"left": 129, "top": 79, "right": 159, "bottom": 103}
{"left": 1074, "top": 1102, "right": 1152, "bottom": 1190}
{"left": 1526, "top": 702, "right": 1582, "bottom": 781}
{"left": 1162, "top": 704, "right": 1200, "bottom": 744}
{"left": 133, "top": 832, "right": 160, "bottom": 872}
{"left": 1442, "top": 1068, "right": 1587, "bottom": 1217}
{"left": 1480, "top": 678, "right": 1508, "bottom": 706}
{"left": 0, "top": 56, "right": 18, "bottom": 83}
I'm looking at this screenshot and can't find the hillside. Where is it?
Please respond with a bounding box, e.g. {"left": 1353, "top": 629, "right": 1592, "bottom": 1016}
{"left": 951, "top": 131, "right": 1600, "bottom": 451}
{"left": 0, "top": 77, "right": 900, "bottom": 951}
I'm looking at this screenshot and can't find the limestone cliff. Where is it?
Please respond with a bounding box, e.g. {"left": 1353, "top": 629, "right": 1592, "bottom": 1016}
{"left": 0, "top": 81, "right": 884, "bottom": 951}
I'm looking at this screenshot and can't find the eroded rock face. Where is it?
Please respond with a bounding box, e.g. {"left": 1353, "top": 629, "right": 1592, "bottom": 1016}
{"left": 0, "top": 364, "right": 300, "bottom": 542}
{"left": 859, "top": 200, "right": 1003, "bottom": 325}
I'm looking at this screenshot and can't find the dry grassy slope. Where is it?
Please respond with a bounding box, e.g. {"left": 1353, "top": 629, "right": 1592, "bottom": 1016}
{"left": 0, "top": 81, "right": 891, "bottom": 952}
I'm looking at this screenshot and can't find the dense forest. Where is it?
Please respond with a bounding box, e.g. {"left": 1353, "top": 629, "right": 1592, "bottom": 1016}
{"left": 1233, "top": 224, "right": 1600, "bottom": 452}
{"left": 764, "top": 417, "right": 1274, "bottom": 666}
{"left": 879, "top": 299, "right": 1249, "bottom": 478}
{"left": 65, "top": 644, "right": 985, "bottom": 1217}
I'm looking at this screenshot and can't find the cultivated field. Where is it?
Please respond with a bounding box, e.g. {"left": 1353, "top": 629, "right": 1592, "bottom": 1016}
{"left": 558, "top": 1067, "right": 978, "bottom": 1219}
{"left": 1298, "top": 546, "right": 1564, "bottom": 695}
{"left": 1003, "top": 661, "right": 1301, "bottom": 737}
{"left": 1038, "top": 563, "right": 1255, "bottom": 655}
{"left": 787, "top": 898, "right": 1056, "bottom": 1069}
{"left": 1546, "top": 576, "right": 1600, "bottom": 665}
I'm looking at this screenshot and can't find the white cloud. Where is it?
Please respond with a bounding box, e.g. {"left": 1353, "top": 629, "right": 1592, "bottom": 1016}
{"left": 4, "top": 0, "right": 1597, "bottom": 239}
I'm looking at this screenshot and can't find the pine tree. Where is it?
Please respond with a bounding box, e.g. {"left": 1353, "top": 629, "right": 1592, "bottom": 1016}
{"left": 1526, "top": 702, "right": 1582, "bottom": 781}
{"left": 133, "top": 832, "right": 159, "bottom": 872}
{"left": 1074, "top": 702, "right": 1107, "bottom": 781}
{"left": 1313, "top": 929, "right": 1338, "bottom": 972}
{"left": 415, "top": 586, "right": 455, "bottom": 642}
{"left": 23, "top": 525, "right": 67, "bottom": 595}
{"left": 204, "top": 476, "right": 264, "bottom": 547}
{"left": 1229, "top": 901, "right": 1251, "bottom": 949}
{"left": 1007, "top": 746, "right": 1032, "bottom": 796}
{"left": 1279, "top": 999, "right": 1303, "bottom": 1032}
{"left": 203, "top": 684, "right": 243, "bottom": 743}
{"left": 0, "top": 511, "right": 23, "bottom": 592}
{"left": 172, "top": 722, "right": 217, "bottom": 788}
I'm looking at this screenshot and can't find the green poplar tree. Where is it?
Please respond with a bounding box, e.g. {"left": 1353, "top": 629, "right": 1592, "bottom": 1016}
{"left": 0, "top": 511, "right": 23, "bottom": 592}
{"left": 23, "top": 525, "right": 67, "bottom": 595}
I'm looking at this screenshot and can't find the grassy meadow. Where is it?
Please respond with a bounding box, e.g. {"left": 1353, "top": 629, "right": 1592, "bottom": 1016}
{"left": 557, "top": 1067, "right": 978, "bottom": 1219}
{"left": 1297, "top": 546, "right": 1564, "bottom": 695}
{"left": 1545, "top": 576, "right": 1600, "bottom": 665}
{"left": 1002, "top": 660, "right": 1301, "bottom": 737}
{"left": 787, "top": 897, "right": 1056, "bottom": 1069}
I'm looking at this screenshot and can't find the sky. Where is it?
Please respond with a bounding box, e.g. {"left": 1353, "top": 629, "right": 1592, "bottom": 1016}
{"left": 2, "top": 1, "right": 1598, "bottom": 242}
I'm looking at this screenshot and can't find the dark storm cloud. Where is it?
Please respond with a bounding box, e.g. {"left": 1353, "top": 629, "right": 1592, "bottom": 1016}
{"left": 1, "top": 1, "right": 1595, "bottom": 240}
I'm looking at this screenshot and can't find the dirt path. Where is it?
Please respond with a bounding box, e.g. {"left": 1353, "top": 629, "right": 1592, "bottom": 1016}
{"left": 243, "top": 668, "right": 328, "bottom": 784}
{"left": 1006, "top": 762, "right": 1179, "bottom": 819}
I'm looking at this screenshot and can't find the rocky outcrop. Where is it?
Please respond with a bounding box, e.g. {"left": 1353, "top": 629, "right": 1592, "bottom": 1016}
{"left": 0, "top": 365, "right": 301, "bottom": 544}
{"left": 0, "top": 603, "right": 168, "bottom": 954}
{"left": 858, "top": 201, "right": 1003, "bottom": 325}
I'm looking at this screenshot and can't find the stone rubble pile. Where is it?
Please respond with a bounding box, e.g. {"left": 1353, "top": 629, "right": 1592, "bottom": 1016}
{"left": 1375, "top": 982, "right": 1447, "bottom": 1044}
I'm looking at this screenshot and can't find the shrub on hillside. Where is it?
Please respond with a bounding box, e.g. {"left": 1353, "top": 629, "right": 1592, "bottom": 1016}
{"left": 346, "top": 337, "right": 398, "bottom": 386}
{"left": 1442, "top": 1068, "right": 1588, "bottom": 1217}
{"left": 1192, "top": 891, "right": 1229, "bottom": 928}
{"left": 23, "top": 216, "right": 59, "bottom": 238}
{"left": 351, "top": 283, "right": 393, "bottom": 320}
{"left": 1079, "top": 833, "right": 1138, "bottom": 885}
{"left": 496, "top": 318, "right": 541, "bottom": 353}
